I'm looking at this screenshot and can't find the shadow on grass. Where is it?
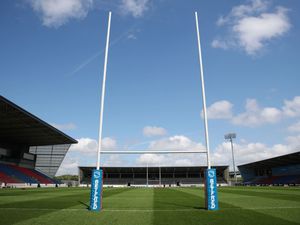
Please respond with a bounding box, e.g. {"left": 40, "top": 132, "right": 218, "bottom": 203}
{"left": 0, "top": 189, "right": 89, "bottom": 224}
{"left": 78, "top": 201, "right": 89, "bottom": 209}
{"left": 193, "top": 206, "right": 206, "bottom": 210}
{"left": 152, "top": 188, "right": 299, "bottom": 225}
{"left": 0, "top": 187, "right": 133, "bottom": 225}
{"left": 79, "top": 188, "right": 133, "bottom": 210}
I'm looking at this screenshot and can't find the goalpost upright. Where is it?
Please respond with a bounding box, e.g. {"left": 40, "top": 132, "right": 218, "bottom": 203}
{"left": 195, "top": 12, "right": 211, "bottom": 170}
{"left": 97, "top": 11, "right": 112, "bottom": 171}
{"left": 90, "top": 11, "right": 111, "bottom": 212}
{"left": 89, "top": 11, "right": 218, "bottom": 212}
{"left": 195, "top": 11, "right": 218, "bottom": 211}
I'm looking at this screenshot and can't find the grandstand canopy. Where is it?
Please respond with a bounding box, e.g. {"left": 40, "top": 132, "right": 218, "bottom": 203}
{"left": 238, "top": 151, "right": 300, "bottom": 169}
{"left": 0, "top": 95, "right": 77, "bottom": 146}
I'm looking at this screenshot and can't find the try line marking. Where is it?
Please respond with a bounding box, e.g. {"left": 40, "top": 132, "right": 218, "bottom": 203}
{"left": 0, "top": 206, "right": 299, "bottom": 212}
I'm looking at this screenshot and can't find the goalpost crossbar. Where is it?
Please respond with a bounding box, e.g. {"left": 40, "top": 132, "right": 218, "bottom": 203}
{"left": 101, "top": 150, "right": 207, "bottom": 154}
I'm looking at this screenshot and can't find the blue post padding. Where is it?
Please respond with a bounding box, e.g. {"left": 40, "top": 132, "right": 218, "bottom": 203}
{"left": 89, "top": 169, "right": 103, "bottom": 211}
{"left": 205, "top": 169, "right": 219, "bottom": 210}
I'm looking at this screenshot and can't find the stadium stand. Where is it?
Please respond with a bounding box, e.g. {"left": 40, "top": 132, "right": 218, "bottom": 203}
{"left": 238, "top": 151, "right": 300, "bottom": 185}
{"left": 0, "top": 96, "right": 77, "bottom": 187}
{"left": 0, "top": 171, "right": 19, "bottom": 183}
{"left": 0, "top": 163, "right": 36, "bottom": 183}
{"left": 79, "top": 166, "right": 229, "bottom": 186}
{"left": 0, "top": 163, "right": 58, "bottom": 184}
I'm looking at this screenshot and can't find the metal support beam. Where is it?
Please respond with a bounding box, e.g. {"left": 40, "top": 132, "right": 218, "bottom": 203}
{"left": 146, "top": 164, "right": 148, "bottom": 187}
{"left": 230, "top": 138, "right": 237, "bottom": 183}
{"left": 159, "top": 166, "right": 161, "bottom": 186}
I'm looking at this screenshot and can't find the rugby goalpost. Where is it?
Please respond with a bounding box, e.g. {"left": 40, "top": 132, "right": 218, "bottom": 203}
{"left": 89, "top": 11, "right": 218, "bottom": 212}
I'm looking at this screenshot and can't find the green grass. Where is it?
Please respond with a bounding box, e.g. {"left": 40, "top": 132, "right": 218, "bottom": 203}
{"left": 0, "top": 186, "right": 299, "bottom": 225}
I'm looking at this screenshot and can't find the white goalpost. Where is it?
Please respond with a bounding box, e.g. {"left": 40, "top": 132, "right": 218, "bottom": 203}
{"left": 89, "top": 11, "right": 219, "bottom": 212}
{"left": 96, "top": 11, "right": 112, "bottom": 171}
{"left": 101, "top": 150, "right": 207, "bottom": 154}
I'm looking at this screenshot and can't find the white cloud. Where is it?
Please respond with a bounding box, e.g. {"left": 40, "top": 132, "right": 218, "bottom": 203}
{"left": 51, "top": 122, "right": 76, "bottom": 130}
{"left": 127, "top": 33, "right": 137, "bottom": 40}
{"left": 143, "top": 126, "right": 167, "bottom": 137}
{"left": 285, "top": 134, "right": 300, "bottom": 149}
{"left": 288, "top": 121, "right": 300, "bottom": 133}
{"left": 56, "top": 138, "right": 97, "bottom": 175}
{"left": 57, "top": 136, "right": 118, "bottom": 175}
{"left": 203, "top": 100, "right": 233, "bottom": 119}
{"left": 220, "top": 0, "right": 269, "bottom": 24}
{"left": 136, "top": 135, "right": 206, "bottom": 166}
{"left": 137, "top": 154, "right": 165, "bottom": 165}
{"left": 212, "top": 0, "right": 291, "bottom": 55}
{"left": 102, "top": 155, "right": 125, "bottom": 167}
{"left": 136, "top": 134, "right": 299, "bottom": 169}
{"left": 57, "top": 133, "right": 300, "bottom": 174}
{"left": 119, "top": 0, "right": 150, "bottom": 18}
{"left": 216, "top": 0, "right": 269, "bottom": 28}
{"left": 148, "top": 135, "right": 205, "bottom": 151}
{"left": 69, "top": 137, "right": 97, "bottom": 154}
{"left": 28, "top": 0, "right": 93, "bottom": 28}
{"left": 68, "top": 137, "right": 116, "bottom": 155}
{"left": 102, "top": 137, "right": 117, "bottom": 149}
{"left": 282, "top": 96, "right": 300, "bottom": 117}
{"left": 212, "top": 139, "right": 297, "bottom": 170}
{"left": 233, "top": 7, "right": 290, "bottom": 55}
{"left": 203, "top": 96, "right": 300, "bottom": 128}
{"left": 232, "top": 99, "right": 282, "bottom": 127}
{"left": 211, "top": 39, "right": 229, "bottom": 49}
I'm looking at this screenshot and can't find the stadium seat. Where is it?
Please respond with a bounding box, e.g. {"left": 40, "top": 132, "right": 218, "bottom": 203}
{"left": 0, "top": 171, "right": 20, "bottom": 183}
{"left": 248, "top": 174, "right": 300, "bottom": 185}
{"left": 0, "top": 164, "right": 36, "bottom": 183}
{"left": 9, "top": 165, "right": 53, "bottom": 184}
{"left": 0, "top": 163, "right": 58, "bottom": 184}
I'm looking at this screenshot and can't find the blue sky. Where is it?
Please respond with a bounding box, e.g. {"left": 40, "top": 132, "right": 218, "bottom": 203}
{"left": 1, "top": 0, "right": 300, "bottom": 175}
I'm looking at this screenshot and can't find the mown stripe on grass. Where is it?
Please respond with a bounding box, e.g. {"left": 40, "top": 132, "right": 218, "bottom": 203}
{"left": 226, "top": 187, "right": 300, "bottom": 195}
{"left": 153, "top": 188, "right": 300, "bottom": 225}
{"left": 1, "top": 187, "right": 300, "bottom": 225}
{"left": 103, "top": 187, "right": 134, "bottom": 199}
{"left": 104, "top": 188, "right": 154, "bottom": 210}
{"left": 220, "top": 188, "right": 300, "bottom": 203}
{"left": 0, "top": 188, "right": 90, "bottom": 206}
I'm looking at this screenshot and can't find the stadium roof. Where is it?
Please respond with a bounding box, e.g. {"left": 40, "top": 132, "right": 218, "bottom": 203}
{"left": 0, "top": 95, "right": 77, "bottom": 146}
{"left": 238, "top": 151, "right": 300, "bottom": 169}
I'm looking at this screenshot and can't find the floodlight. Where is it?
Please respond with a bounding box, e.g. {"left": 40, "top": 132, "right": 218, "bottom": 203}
{"left": 224, "top": 133, "right": 237, "bottom": 184}
{"left": 224, "top": 133, "right": 236, "bottom": 140}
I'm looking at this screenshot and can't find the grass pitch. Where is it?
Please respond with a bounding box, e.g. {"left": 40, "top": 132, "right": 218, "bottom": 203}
{"left": 0, "top": 187, "right": 299, "bottom": 225}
